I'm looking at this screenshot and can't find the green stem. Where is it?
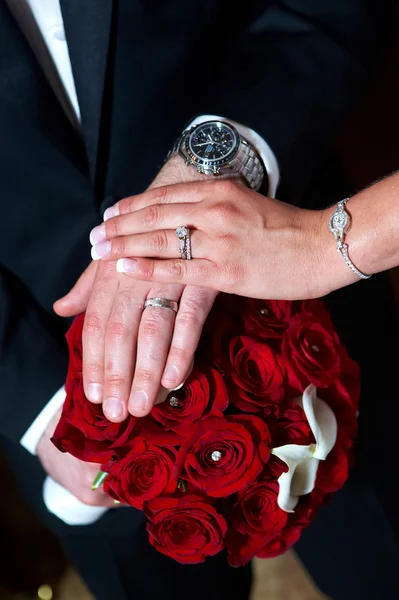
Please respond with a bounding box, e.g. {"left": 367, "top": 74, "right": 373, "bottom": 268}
{"left": 91, "top": 470, "right": 108, "bottom": 490}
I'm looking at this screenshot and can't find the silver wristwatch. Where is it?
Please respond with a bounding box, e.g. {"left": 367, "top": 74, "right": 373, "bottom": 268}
{"left": 168, "top": 120, "right": 265, "bottom": 191}
{"left": 329, "top": 199, "right": 371, "bottom": 280}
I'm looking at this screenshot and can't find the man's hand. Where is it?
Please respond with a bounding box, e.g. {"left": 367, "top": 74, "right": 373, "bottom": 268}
{"left": 54, "top": 157, "right": 218, "bottom": 421}
{"left": 37, "top": 410, "right": 115, "bottom": 508}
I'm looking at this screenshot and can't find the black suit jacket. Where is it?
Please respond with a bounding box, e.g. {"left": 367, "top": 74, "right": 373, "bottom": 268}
{"left": 0, "top": 0, "right": 391, "bottom": 442}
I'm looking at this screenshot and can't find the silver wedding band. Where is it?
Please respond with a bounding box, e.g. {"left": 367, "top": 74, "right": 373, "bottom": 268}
{"left": 175, "top": 226, "right": 192, "bottom": 260}
{"left": 144, "top": 297, "right": 179, "bottom": 313}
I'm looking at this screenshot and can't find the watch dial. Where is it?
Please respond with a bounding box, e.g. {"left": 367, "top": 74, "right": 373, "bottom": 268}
{"left": 189, "top": 123, "right": 237, "bottom": 162}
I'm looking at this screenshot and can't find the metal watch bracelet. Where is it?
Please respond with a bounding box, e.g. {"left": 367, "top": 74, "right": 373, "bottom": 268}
{"left": 167, "top": 126, "right": 264, "bottom": 191}
{"left": 328, "top": 199, "right": 371, "bottom": 280}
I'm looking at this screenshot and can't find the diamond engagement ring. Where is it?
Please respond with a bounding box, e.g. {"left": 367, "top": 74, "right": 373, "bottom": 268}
{"left": 175, "top": 226, "right": 192, "bottom": 260}
{"left": 144, "top": 297, "right": 179, "bottom": 313}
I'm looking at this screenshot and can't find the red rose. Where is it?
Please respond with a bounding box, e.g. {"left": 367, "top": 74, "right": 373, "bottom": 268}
{"left": 282, "top": 310, "right": 342, "bottom": 389}
{"left": 234, "top": 479, "right": 288, "bottom": 537}
{"left": 227, "top": 480, "right": 288, "bottom": 566}
{"left": 242, "top": 299, "right": 293, "bottom": 339}
{"left": 255, "top": 524, "right": 304, "bottom": 560}
{"left": 199, "top": 310, "right": 241, "bottom": 372}
{"left": 52, "top": 377, "right": 137, "bottom": 463}
{"left": 316, "top": 444, "right": 351, "bottom": 494}
{"left": 145, "top": 496, "right": 227, "bottom": 564}
{"left": 270, "top": 399, "right": 314, "bottom": 448}
{"left": 177, "top": 415, "right": 271, "bottom": 497}
{"left": 256, "top": 489, "right": 327, "bottom": 559}
{"left": 103, "top": 439, "right": 177, "bottom": 509}
{"left": 229, "top": 336, "right": 285, "bottom": 412}
{"left": 262, "top": 455, "right": 289, "bottom": 479}
{"left": 150, "top": 366, "right": 229, "bottom": 435}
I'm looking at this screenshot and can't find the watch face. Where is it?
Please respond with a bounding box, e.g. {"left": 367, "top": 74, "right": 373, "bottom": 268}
{"left": 187, "top": 122, "right": 239, "bottom": 164}
{"left": 332, "top": 212, "right": 348, "bottom": 229}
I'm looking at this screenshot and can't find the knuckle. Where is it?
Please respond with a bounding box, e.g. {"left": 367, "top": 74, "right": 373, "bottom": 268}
{"left": 85, "top": 361, "right": 103, "bottom": 380}
{"left": 220, "top": 178, "right": 239, "bottom": 196}
{"left": 167, "top": 345, "right": 188, "bottom": 364}
{"left": 84, "top": 313, "right": 104, "bottom": 339}
{"left": 209, "top": 178, "right": 237, "bottom": 198}
{"left": 209, "top": 201, "right": 235, "bottom": 225}
{"left": 141, "top": 314, "right": 168, "bottom": 339}
{"left": 141, "top": 260, "right": 155, "bottom": 280}
{"left": 150, "top": 230, "right": 168, "bottom": 253}
{"left": 134, "top": 369, "right": 154, "bottom": 385}
{"left": 176, "top": 311, "right": 201, "bottom": 330}
{"left": 169, "top": 260, "right": 186, "bottom": 280}
{"left": 105, "top": 217, "right": 120, "bottom": 238}
{"left": 118, "top": 195, "right": 135, "bottom": 215}
{"left": 188, "top": 286, "right": 216, "bottom": 311}
{"left": 115, "top": 288, "right": 135, "bottom": 311}
{"left": 218, "top": 232, "right": 236, "bottom": 250}
{"left": 92, "top": 262, "right": 114, "bottom": 286}
{"left": 151, "top": 185, "right": 168, "bottom": 205}
{"left": 110, "top": 237, "right": 127, "bottom": 258}
{"left": 104, "top": 373, "right": 126, "bottom": 388}
{"left": 219, "top": 261, "right": 243, "bottom": 288}
{"left": 106, "top": 320, "right": 126, "bottom": 342}
{"left": 178, "top": 296, "right": 206, "bottom": 323}
{"left": 143, "top": 204, "right": 161, "bottom": 229}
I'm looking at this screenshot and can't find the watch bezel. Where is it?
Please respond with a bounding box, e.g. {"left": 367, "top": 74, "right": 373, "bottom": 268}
{"left": 183, "top": 121, "right": 240, "bottom": 170}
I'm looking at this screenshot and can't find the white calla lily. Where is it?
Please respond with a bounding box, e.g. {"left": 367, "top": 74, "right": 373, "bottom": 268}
{"left": 271, "top": 385, "right": 337, "bottom": 513}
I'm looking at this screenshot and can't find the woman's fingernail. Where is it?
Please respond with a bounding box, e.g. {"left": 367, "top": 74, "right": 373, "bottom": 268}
{"left": 89, "top": 223, "right": 106, "bottom": 245}
{"left": 129, "top": 391, "right": 148, "bottom": 414}
{"left": 116, "top": 258, "right": 138, "bottom": 273}
{"left": 170, "top": 381, "right": 185, "bottom": 391}
{"left": 91, "top": 240, "right": 111, "bottom": 260}
{"left": 87, "top": 383, "right": 103, "bottom": 403}
{"left": 163, "top": 365, "right": 179, "bottom": 387}
{"left": 103, "top": 205, "right": 119, "bottom": 221}
{"left": 103, "top": 397, "right": 124, "bottom": 419}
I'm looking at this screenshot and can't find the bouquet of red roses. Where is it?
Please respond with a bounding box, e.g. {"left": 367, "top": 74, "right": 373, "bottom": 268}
{"left": 52, "top": 296, "right": 359, "bottom": 566}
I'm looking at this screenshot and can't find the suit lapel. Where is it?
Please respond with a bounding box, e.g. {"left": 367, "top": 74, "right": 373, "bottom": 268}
{"left": 60, "top": 0, "right": 114, "bottom": 183}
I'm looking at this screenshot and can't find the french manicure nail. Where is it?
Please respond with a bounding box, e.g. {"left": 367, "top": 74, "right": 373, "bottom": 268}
{"left": 116, "top": 258, "right": 138, "bottom": 273}
{"left": 163, "top": 365, "right": 179, "bottom": 387}
{"left": 104, "top": 397, "right": 124, "bottom": 419}
{"left": 170, "top": 381, "right": 185, "bottom": 392}
{"left": 89, "top": 223, "right": 106, "bottom": 245}
{"left": 91, "top": 240, "right": 111, "bottom": 260}
{"left": 87, "top": 383, "right": 103, "bottom": 403}
{"left": 129, "top": 390, "right": 148, "bottom": 414}
{"left": 103, "top": 205, "right": 119, "bottom": 221}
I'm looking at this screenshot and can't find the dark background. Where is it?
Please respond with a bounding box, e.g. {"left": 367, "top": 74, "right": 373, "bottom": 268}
{"left": 1, "top": 21, "right": 399, "bottom": 600}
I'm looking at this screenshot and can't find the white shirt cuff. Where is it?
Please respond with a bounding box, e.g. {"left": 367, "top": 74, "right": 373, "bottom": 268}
{"left": 20, "top": 386, "right": 66, "bottom": 455}
{"left": 43, "top": 476, "right": 108, "bottom": 525}
{"left": 187, "top": 115, "right": 280, "bottom": 198}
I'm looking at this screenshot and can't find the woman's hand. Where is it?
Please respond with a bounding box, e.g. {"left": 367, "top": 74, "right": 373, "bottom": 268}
{"left": 89, "top": 179, "right": 356, "bottom": 300}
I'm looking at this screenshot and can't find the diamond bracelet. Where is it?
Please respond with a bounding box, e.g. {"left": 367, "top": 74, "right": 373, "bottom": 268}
{"left": 328, "top": 199, "right": 371, "bottom": 280}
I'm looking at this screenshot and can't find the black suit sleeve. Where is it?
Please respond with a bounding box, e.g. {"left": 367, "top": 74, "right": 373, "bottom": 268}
{"left": 0, "top": 267, "right": 68, "bottom": 443}
{"left": 208, "top": 0, "right": 391, "bottom": 202}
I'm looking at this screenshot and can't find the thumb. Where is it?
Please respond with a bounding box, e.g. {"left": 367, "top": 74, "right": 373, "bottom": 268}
{"left": 54, "top": 261, "right": 97, "bottom": 317}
